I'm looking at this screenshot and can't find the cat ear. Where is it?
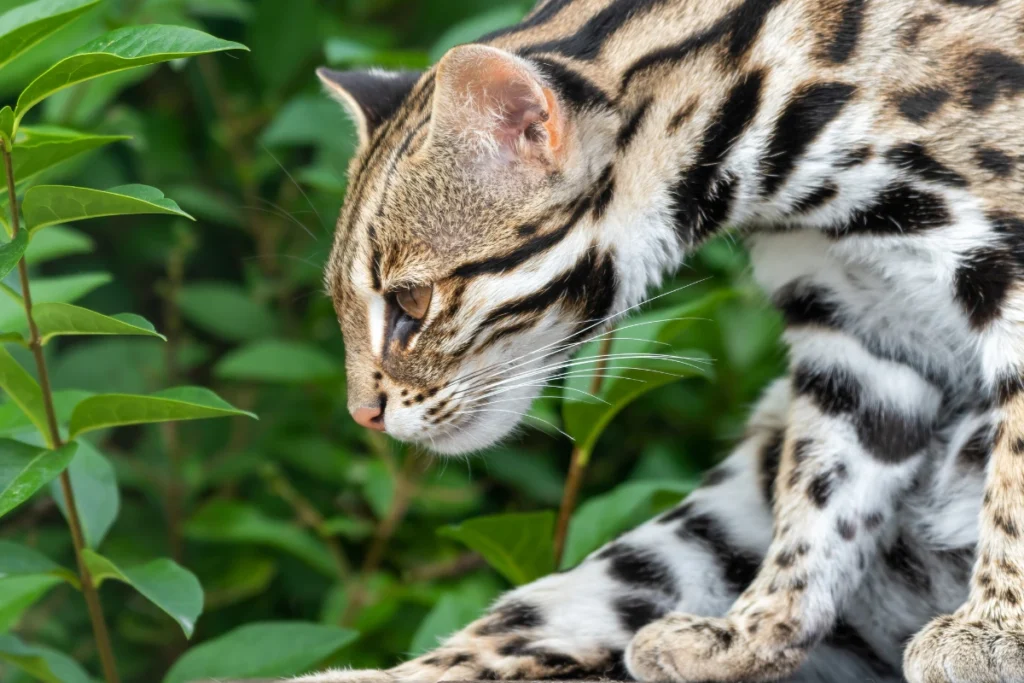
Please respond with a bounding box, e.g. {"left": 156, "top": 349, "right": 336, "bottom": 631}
{"left": 431, "top": 45, "right": 565, "bottom": 167}
{"left": 317, "top": 67, "right": 422, "bottom": 146}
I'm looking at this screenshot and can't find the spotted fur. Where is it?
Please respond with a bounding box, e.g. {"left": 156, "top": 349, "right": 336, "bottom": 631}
{"left": 311, "top": 0, "right": 1024, "bottom": 680}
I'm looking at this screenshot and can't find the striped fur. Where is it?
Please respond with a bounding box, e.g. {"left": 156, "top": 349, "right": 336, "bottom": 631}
{"left": 317, "top": 0, "right": 1024, "bottom": 680}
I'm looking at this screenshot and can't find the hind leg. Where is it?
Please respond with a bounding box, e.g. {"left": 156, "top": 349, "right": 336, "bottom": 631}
{"left": 905, "top": 273, "right": 1024, "bottom": 682}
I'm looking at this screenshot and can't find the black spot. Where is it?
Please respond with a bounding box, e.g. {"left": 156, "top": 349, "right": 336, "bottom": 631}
{"left": 855, "top": 406, "right": 934, "bottom": 463}
{"left": 884, "top": 535, "right": 932, "bottom": 593}
{"left": 532, "top": 651, "right": 580, "bottom": 671}
{"left": 671, "top": 71, "right": 765, "bottom": 244}
{"left": 658, "top": 500, "right": 693, "bottom": 524}
{"left": 975, "top": 146, "right": 1015, "bottom": 177}
{"left": 601, "top": 544, "right": 679, "bottom": 597}
{"left": 702, "top": 466, "right": 732, "bottom": 487}
{"left": 885, "top": 142, "right": 968, "bottom": 187}
{"left": 837, "top": 518, "right": 857, "bottom": 540}
{"left": 449, "top": 652, "right": 474, "bottom": 667}
{"left": 835, "top": 182, "right": 950, "bottom": 236}
{"left": 617, "top": 98, "right": 653, "bottom": 150}
{"left": 477, "top": 668, "right": 500, "bottom": 680}
{"left": 478, "top": 601, "right": 544, "bottom": 635}
{"left": 760, "top": 430, "right": 784, "bottom": 506}
{"left": 532, "top": 58, "right": 613, "bottom": 111}
{"left": 954, "top": 246, "right": 1016, "bottom": 329}
{"left": 901, "top": 13, "right": 940, "bottom": 46}
{"left": 700, "top": 174, "right": 739, "bottom": 237}
{"left": 793, "top": 365, "right": 860, "bottom": 415}
{"left": 895, "top": 87, "right": 950, "bottom": 123}
{"left": 1013, "top": 437, "right": 1024, "bottom": 455}
{"left": 774, "top": 282, "right": 841, "bottom": 328}
{"left": 807, "top": 464, "right": 847, "bottom": 509}
{"left": 678, "top": 512, "right": 762, "bottom": 593}
{"left": 825, "top": 0, "right": 866, "bottom": 63}
{"left": 958, "top": 424, "right": 994, "bottom": 469}
{"left": 835, "top": 145, "right": 872, "bottom": 168}
{"left": 824, "top": 621, "right": 899, "bottom": 678}
{"left": 995, "top": 513, "right": 1020, "bottom": 538}
{"left": 790, "top": 182, "right": 838, "bottom": 214}
{"left": 613, "top": 595, "right": 667, "bottom": 632}
{"left": 761, "top": 82, "right": 856, "bottom": 197}
{"left": 996, "top": 372, "right": 1024, "bottom": 406}
{"left": 667, "top": 100, "right": 697, "bottom": 132}
{"left": 516, "top": 224, "right": 538, "bottom": 237}
{"left": 497, "top": 637, "right": 531, "bottom": 657}
{"left": 944, "top": 0, "right": 998, "bottom": 6}
{"left": 966, "top": 51, "right": 1024, "bottom": 111}
{"left": 776, "top": 549, "right": 796, "bottom": 568}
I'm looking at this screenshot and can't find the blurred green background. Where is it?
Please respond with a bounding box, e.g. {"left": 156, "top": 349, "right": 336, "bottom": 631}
{"left": 0, "top": 0, "right": 787, "bottom": 680}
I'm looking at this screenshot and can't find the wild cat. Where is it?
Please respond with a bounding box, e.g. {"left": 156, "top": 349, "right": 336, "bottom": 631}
{"left": 299, "top": 0, "right": 1024, "bottom": 680}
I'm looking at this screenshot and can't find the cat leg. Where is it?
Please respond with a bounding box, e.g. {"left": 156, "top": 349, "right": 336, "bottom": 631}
{"left": 904, "top": 286, "right": 1024, "bottom": 683}
{"left": 627, "top": 323, "right": 943, "bottom": 682}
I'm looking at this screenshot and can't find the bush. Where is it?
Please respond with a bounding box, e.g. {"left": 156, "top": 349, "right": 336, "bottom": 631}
{"left": 0, "top": 1, "right": 785, "bottom": 681}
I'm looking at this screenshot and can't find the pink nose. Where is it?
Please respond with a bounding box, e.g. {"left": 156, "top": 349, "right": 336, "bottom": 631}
{"left": 351, "top": 405, "right": 386, "bottom": 432}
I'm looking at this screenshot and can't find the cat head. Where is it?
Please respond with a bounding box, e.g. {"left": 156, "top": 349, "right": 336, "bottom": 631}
{"left": 320, "top": 45, "right": 626, "bottom": 454}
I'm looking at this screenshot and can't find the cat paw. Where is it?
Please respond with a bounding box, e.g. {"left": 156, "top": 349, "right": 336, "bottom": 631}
{"left": 904, "top": 615, "right": 1024, "bottom": 683}
{"left": 625, "top": 613, "right": 807, "bottom": 682}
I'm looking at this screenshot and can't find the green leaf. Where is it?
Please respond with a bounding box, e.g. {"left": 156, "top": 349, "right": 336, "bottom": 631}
{"left": 0, "top": 575, "right": 62, "bottom": 631}
{"left": 51, "top": 441, "right": 118, "bottom": 548}
{"left": 185, "top": 500, "right": 337, "bottom": 577}
{"left": 261, "top": 95, "right": 353, "bottom": 151}
{"left": 0, "top": 272, "right": 111, "bottom": 331}
{"left": 0, "top": 0, "right": 100, "bottom": 71}
{"left": 215, "top": 340, "right": 341, "bottom": 383}
{"left": 0, "top": 634, "right": 90, "bottom": 683}
{"left": 2, "top": 127, "right": 128, "bottom": 189}
{"left": 561, "top": 480, "right": 698, "bottom": 569}
{"left": 83, "top": 550, "right": 203, "bottom": 638}
{"left": 69, "top": 386, "right": 256, "bottom": 438}
{"left": 0, "top": 230, "right": 27, "bottom": 280}
{"left": 562, "top": 292, "right": 736, "bottom": 458}
{"left": 0, "top": 390, "right": 89, "bottom": 440}
{"left": 429, "top": 6, "right": 528, "bottom": 61}
{"left": 25, "top": 225, "right": 93, "bottom": 264}
{"left": 0, "top": 347, "right": 50, "bottom": 442}
{"left": 14, "top": 25, "right": 248, "bottom": 129}
{"left": 0, "top": 440, "right": 76, "bottom": 519}
{"left": 29, "top": 303, "right": 164, "bottom": 344}
{"left": 163, "top": 621, "right": 357, "bottom": 683}
{"left": 177, "top": 282, "right": 276, "bottom": 342}
{"left": 23, "top": 184, "right": 192, "bottom": 233}
{"left": 439, "top": 511, "right": 555, "bottom": 586}
{"left": 0, "top": 540, "right": 77, "bottom": 586}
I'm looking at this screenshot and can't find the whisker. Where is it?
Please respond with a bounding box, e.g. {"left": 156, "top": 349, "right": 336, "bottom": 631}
{"left": 260, "top": 142, "right": 326, "bottom": 232}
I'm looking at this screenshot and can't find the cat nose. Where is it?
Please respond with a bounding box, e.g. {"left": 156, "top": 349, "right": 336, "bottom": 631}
{"left": 351, "top": 402, "right": 386, "bottom": 432}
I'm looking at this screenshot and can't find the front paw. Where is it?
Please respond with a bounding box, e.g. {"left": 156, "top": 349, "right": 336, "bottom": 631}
{"left": 626, "top": 614, "right": 807, "bottom": 683}
{"left": 904, "top": 615, "right": 1024, "bottom": 683}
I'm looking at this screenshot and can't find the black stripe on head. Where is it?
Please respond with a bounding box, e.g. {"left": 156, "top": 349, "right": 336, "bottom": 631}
{"left": 824, "top": 0, "right": 866, "bottom": 63}
{"left": 725, "top": 0, "right": 784, "bottom": 58}
{"left": 885, "top": 142, "right": 968, "bottom": 187}
{"left": 761, "top": 82, "right": 856, "bottom": 197}
{"left": 591, "top": 166, "right": 616, "bottom": 219}
{"left": 677, "top": 510, "right": 762, "bottom": 593}
{"left": 966, "top": 50, "right": 1024, "bottom": 112}
{"left": 617, "top": 97, "right": 654, "bottom": 150}
{"left": 790, "top": 182, "right": 838, "bottom": 214}
{"left": 368, "top": 225, "right": 383, "bottom": 291}
{"left": 894, "top": 86, "right": 950, "bottom": 124}
{"left": 531, "top": 58, "right": 612, "bottom": 111}
{"left": 672, "top": 71, "right": 765, "bottom": 245}
{"left": 521, "top": 0, "right": 670, "bottom": 61}
{"left": 774, "top": 282, "right": 842, "bottom": 329}
{"left": 834, "top": 183, "right": 950, "bottom": 236}
{"left": 599, "top": 543, "right": 679, "bottom": 597}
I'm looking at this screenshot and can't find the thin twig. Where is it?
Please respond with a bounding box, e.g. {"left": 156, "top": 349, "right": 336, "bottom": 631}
{"left": 2, "top": 142, "right": 120, "bottom": 683}
{"left": 553, "top": 334, "right": 615, "bottom": 567}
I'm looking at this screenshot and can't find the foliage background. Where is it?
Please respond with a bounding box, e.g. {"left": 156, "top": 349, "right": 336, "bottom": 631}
{"left": 0, "top": 0, "right": 786, "bottom": 680}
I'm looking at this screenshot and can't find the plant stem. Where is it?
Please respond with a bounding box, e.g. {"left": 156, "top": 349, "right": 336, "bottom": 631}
{"left": 553, "top": 333, "right": 615, "bottom": 567}
{"left": 2, "top": 141, "right": 121, "bottom": 683}
{"left": 160, "top": 237, "right": 188, "bottom": 563}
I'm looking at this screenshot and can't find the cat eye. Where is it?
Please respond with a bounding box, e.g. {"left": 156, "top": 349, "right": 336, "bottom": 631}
{"left": 395, "top": 285, "right": 433, "bottom": 320}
